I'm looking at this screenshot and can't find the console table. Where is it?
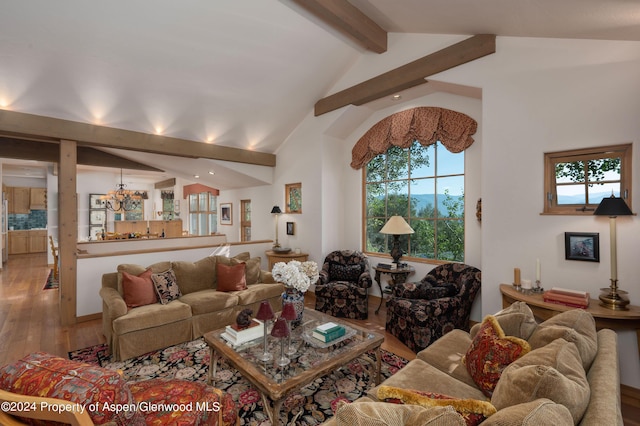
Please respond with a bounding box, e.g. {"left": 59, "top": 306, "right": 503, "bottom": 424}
{"left": 500, "top": 284, "right": 640, "bottom": 357}
{"left": 265, "top": 250, "right": 309, "bottom": 271}
{"left": 374, "top": 265, "right": 415, "bottom": 314}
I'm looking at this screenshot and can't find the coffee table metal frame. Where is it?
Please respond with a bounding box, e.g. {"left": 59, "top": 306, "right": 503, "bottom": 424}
{"left": 204, "top": 308, "right": 384, "bottom": 425}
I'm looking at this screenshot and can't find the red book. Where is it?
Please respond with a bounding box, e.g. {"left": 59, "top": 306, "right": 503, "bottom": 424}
{"left": 543, "top": 290, "right": 589, "bottom": 308}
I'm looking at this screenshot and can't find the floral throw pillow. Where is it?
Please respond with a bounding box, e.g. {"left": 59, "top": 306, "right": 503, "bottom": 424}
{"left": 377, "top": 385, "right": 497, "bottom": 426}
{"left": 329, "top": 263, "right": 362, "bottom": 282}
{"left": 151, "top": 268, "right": 182, "bottom": 304}
{"left": 463, "top": 315, "right": 531, "bottom": 397}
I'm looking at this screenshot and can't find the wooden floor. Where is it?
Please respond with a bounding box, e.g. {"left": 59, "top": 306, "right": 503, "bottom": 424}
{"left": 0, "top": 253, "right": 636, "bottom": 425}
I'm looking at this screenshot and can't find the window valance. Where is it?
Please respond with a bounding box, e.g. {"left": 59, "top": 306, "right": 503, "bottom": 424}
{"left": 351, "top": 107, "right": 477, "bottom": 169}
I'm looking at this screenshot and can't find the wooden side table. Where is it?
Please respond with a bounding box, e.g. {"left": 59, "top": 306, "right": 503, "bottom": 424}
{"left": 265, "top": 250, "right": 309, "bottom": 271}
{"left": 500, "top": 284, "right": 640, "bottom": 357}
{"left": 373, "top": 265, "right": 415, "bottom": 314}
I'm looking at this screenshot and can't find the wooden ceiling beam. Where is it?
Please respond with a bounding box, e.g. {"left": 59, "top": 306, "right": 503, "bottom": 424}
{"left": 315, "top": 34, "right": 496, "bottom": 116}
{"left": 291, "top": 0, "right": 387, "bottom": 53}
{"left": 0, "top": 137, "right": 164, "bottom": 171}
{"left": 0, "top": 109, "right": 276, "bottom": 167}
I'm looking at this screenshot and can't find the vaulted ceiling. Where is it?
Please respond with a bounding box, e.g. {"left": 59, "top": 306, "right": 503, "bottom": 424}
{"left": 1, "top": 0, "right": 639, "bottom": 188}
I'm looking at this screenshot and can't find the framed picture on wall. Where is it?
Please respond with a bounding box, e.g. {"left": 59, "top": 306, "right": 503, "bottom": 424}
{"left": 564, "top": 232, "right": 599, "bottom": 262}
{"left": 285, "top": 182, "right": 302, "bottom": 213}
{"left": 89, "top": 209, "right": 106, "bottom": 226}
{"left": 89, "top": 193, "right": 106, "bottom": 209}
{"left": 220, "top": 203, "right": 232, "bottom": 225}
{"left": 286, "top": 221, "right": 295, "bottom": 235}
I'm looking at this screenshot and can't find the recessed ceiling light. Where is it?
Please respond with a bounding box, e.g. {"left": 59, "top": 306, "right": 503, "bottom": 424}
{"left": 391, "top": 94, "right": 402, "bottom": 101}
{"left": 194, "top": 175, "right": 200, "bottom": 179}
{"left": 208, "top": 171, "right": 215, "bottom": 175}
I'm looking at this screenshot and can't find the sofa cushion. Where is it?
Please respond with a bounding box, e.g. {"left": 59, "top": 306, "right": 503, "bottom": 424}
{"left": 329, "top": 263, "right": 362, "bottom": 281}
{"left": 217, "top": 262, "right": 247, "bottom": 291}
{"left": 171, "top": 257, "right": 216, "bottom": 294}
{"left": 470, "top": 301, "right": 537, "bottom": 341}
{"left": 369, "top": 359, "right": 487, "bottom": 402}
{"left": 463, "top": 315, "right": 531, "bottom": 397}
{"left": 113, "top": 300, "right": 192, "bottom": 335}
{"left": 491, "top": 338, "right": 590, "bottom": 424}
{"left": 335, "top": 400, "right": 466, "bottom": 426}
{"left": 527, "top": 309, "right": 597, "bottom": 370}
{"left": 0, "top": 352, "right": 144, "bottom": 425}
{"left": 117, "top": 261, "right": 172, "bottom": 294}
{"left": 235, "top": 283, "right": 285, "bottom": 306}
{"left": 377, "top": 386, "right": 496, "bottom": 426}
{"left": 152, "top": 268, "right": 182, "bottom": 304}
{"left": 179, "top": 289, "right": 239, "bottom": 315}
{"left": 238, "top": 257, "right": 262, "bottom": 285}
{"left": 417, "top": 329, "right": 477, "bottom": 389}
{"left": 481, "top": 398, "right": 573, "bottom": 426}
{"left": 122, "top": 268, "right": 158, "bottom": 308}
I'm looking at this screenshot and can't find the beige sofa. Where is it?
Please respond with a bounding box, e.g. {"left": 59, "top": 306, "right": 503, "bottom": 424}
{"left": 100, "top": 252, "right": 284, "bottom": 361}
{"left": 326, "top": 302, "right": 622, "bottom": 425}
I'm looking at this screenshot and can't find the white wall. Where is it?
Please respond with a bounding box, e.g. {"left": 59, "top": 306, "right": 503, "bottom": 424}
{"left": 268, "top": 34, "right": 640, "bottom": 387}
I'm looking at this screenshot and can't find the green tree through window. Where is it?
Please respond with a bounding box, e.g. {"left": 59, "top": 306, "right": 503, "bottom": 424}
{"left": 364, "top": 141, "right": 464, "bottom": 262}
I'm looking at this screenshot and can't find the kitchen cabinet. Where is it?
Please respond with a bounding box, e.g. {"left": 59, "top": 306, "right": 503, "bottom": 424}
{"left": 114, "top": 219, "right": 182, "bottom": 238}
{"left": 29, "top": 188, "right": 47, "bottom": 210}
{"left": 8, "top": 187, "right": 30, "bottom": 214}
{"left": 8, "top": 230, "right": 47, "bottom": 254}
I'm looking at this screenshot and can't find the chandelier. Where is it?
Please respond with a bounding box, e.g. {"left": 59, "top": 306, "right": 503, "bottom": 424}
{"left": 101, "top": 169, "right": 147, "bottom": 212}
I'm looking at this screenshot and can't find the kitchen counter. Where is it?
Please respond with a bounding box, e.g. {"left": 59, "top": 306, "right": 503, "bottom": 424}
{"left": 8, "top": 229, "right": 47, "bottom": 254}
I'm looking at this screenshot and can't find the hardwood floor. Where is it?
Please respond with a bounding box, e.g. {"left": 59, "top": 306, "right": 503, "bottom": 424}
{"left": 1, "top": 253, "right": 636, "bottom": 425}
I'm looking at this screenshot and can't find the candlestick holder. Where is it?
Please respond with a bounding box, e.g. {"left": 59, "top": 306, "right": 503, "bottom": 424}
{"left": 512, "top": 282, "right": 522, "bottom": 292}
{"left": 531, "top": 280, "right": 544, "bottom": 293}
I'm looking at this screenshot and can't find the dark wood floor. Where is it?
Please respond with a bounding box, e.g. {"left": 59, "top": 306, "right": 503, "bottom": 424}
{"left": 0, "top": 253, "right": 636, "bottom": 425}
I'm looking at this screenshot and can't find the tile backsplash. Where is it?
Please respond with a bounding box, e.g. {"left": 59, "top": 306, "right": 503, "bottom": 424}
{"left": 8, "top": 210, "right": 47, "bottom": 230}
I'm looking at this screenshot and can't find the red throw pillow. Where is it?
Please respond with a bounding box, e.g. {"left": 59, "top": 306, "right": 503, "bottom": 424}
{"left": 122, "top": 269, "right": 158, "bottom": 308}
{"left": 217, "top": 262, "right": 247, "bottom": 292}
{"left": 463, "top": 315, "right": 531, "bottom": 397}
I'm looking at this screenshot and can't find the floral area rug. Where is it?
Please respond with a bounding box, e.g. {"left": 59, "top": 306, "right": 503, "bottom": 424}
{"left": 69, "top": 338, "right": 408, "bottom": 425}
{"left": 42, "top": 269, "right": 58, "bottom": 290}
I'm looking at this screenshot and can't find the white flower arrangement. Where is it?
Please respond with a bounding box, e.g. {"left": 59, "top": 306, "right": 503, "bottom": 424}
{"left": 272, "top": 260, "right": 319, "bottom": 293}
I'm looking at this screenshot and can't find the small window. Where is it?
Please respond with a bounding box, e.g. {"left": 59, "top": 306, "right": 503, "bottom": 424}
{"left": 543, "top": 144, "right": 632, "bottom": 215}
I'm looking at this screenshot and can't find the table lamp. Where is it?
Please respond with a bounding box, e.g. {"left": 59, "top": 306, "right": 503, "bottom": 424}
{"left": 281, "top": 302, "right": 297, "bottom": 356}
{"left": 270, "top": 316, "right": 291, "bottom": 367}
{"left": 256, "top": 301, "right": 275, "bottom": 361}
{"left": 379, "top": 215, "right": 415, "bottom": 264}
{"left": 271, "top": 206, "right": 282, "bottom": 249}
{"left": 594, "top": 194, "right": 633, "bottom": 310}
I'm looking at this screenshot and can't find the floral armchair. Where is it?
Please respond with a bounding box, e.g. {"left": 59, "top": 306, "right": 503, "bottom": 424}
{"left": 314, "top": 250, "right": 372, "bottom": 319}
{"left": 385, "top": 263, "right": 481, "bottom": 352}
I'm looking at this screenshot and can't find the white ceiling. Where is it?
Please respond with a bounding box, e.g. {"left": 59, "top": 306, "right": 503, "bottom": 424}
{"left": 1, "top": 0, "right": 639, "bottom": 187}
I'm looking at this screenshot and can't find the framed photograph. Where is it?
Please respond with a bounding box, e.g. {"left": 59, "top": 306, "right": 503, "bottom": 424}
{"left": 285, "top": 182, "right": 302, "bottom": 213}
{"left": 89, "top": 193, "right": 106, "bottom": 209}
{"left": 286, "top": 221, "right": 295, "bottom": 235}
{"left": 220, "top": 203, "right": 232, "bottom": 225}
{"left": 89, "top": 209, "right": 106, "bottom": 226}
{"left": 565, "top": 232, "right": 599, "bottom": 262}
{"left": 89, "top": 225, "right": 103, "bottom": 241}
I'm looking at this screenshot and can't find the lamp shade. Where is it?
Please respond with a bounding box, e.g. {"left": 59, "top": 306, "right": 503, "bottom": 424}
{"left": 593, "top": 196, "right": 633, "bottom": 217}
{"left": 256, "top": 301, "right": 274, "bottom": 321}
{"left": 270, "top": 316, "right": 290, "bottom": 338}
{"left": 281, "top": 302, "right": 297, "bottom": 321}
{"left": 271, "top": 206, "right": 282, "bottom": 214}
{"left": 380, "top": 216, "right": 415, "bottom": 235}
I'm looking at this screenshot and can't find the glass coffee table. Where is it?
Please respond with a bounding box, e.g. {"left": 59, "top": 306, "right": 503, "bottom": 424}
{"left": 204, "top": 308, "right": 384, "bottom": 425}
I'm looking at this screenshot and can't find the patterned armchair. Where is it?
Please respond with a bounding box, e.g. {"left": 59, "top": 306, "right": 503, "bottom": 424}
{"left": 314, "top": 250, "right": 372, "bottom": 319}
{"left": 385, "top": 263, "right": 481, "bottom": 353}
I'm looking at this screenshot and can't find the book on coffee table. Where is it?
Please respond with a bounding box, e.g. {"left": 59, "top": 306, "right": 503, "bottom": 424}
{"left": 312, "top": 322, "right": 346, "bottom": 342}
{"left": 221, "top": 320, "right": 264, "bottom": 345}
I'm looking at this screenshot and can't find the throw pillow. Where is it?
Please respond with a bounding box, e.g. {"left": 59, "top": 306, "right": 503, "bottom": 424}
{"left": 335, "top": 400, "right": 466, "bottom": 426}
{"left": 470, "top": 301, "right": 538, "bottom": 341}
{"left": 234, "top": 256, "right": 261, "bottom": 285}
{"left": 527, "top": 309, "right": 597, "bottom": 370}
{"left": 171, "top": 257, "right": 216, "bottom": 294}
{"left": 329, "top": 263, "right": 362, "bottom": 281}
{"left": 481, "top": 398, "right": 573, "bottom": 426}
{"left": 0, "top": 352, "right": 144, "bottom": 425}
{"left": 463, "top": 315, "right": 531, "bottom": 397}
{"left": 491, "top": 338, "right": 590, "bottom": 424}
{"left": 151, "top": 268, "right": 182, "bottom": 304}
{"left": 377, "top": 385, "right": 496, "bottom": 426}
{"left": 122, "top": 268, "right": 158, "bottom": 308}
{"left": 217, "top": 262, "right": 247, "bottom": 292}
